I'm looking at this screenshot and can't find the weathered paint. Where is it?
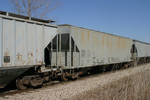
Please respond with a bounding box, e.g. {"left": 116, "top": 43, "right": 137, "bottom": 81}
{"left": 58, "top": 25, "right": 133, "bottom": 68}
{"left": 118, "top": 37, "right": 120, "bottom": 49}
{"left": 0, "top": 18, "right": 2, "bottom": 67}
{"left": 134, "top": 40, "right": 150, "bottom": 58}
{"left": 0, "top": 15, "right": 57, "bottom": 68}
{"left": 81, "top": 31, "right": 84, "bottom": 44}
{"left": 88, "top": 31, "right": 90, "bottom": 42}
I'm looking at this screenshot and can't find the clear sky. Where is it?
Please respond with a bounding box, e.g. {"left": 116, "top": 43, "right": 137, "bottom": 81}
{"left": 0, "top": 0, "right": 150, "bottom": 43}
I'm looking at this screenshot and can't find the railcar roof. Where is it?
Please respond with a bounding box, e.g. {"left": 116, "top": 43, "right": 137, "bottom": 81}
{"left": 59, "top": 24, "right": 150, "bottom": 44}
{"left": 133, "top": 40, "right": 150, "bottom": 45}
{"left": 0, "top": 11, "right": 55, "bottom": 23}
{"left": 59, "top": 24, "right": 132, "bottom": 40}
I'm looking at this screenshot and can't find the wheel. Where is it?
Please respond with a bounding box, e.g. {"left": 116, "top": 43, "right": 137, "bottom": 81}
{"left": 16, "top": 78, "right": 27, "bottom": 90}
{"left": 71, "top": 73, "right": 79, "bottom": 80}
{"left": 61, "top": 73, "right": 68, "bottom": 81}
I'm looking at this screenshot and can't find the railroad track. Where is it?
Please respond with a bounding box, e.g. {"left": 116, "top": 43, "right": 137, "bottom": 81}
{"left": 0, "top": 80, "right": 63, "bottom": 97}
{"left": 0, "top": 71, "right": 112, "bottom": 96}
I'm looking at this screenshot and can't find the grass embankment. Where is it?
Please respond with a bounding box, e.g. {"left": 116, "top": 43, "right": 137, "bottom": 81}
{"left": 70, "top": 67, "right": 150, "bottom": 100}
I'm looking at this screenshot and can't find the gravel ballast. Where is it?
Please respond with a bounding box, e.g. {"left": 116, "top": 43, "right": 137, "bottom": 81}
{"left": 0, "top": 64, "right": 150, "bottom": 100}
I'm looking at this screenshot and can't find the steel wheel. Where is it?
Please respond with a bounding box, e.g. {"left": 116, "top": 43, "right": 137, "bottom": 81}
{"left": 16, "top": 78, "right": 27, "bottom": 90}
{"left": 61, "top": 73, "right": 68, "bottom": 81}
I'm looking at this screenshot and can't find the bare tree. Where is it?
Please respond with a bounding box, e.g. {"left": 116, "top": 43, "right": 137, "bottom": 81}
{"left": 10, "top": 0, "right": 60, "bottom": 19}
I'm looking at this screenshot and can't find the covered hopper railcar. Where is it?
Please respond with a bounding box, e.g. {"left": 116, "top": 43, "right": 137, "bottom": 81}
{"left": 48, "top": 24, "right": 136, "bottom": 80}
{"left": 0, "top": 11, "right": 57, "bottom": 89}
{"left": 49, "top": 25, "right": 150, "bottom": 80}
{"left": 54, "top": 25, "right": 133, "bottom": 67}
{"left": 132, "top": 40, "right": 150, "bottom": 64}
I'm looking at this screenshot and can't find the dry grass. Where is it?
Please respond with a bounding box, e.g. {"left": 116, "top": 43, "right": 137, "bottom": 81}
{"left": 68, "top": 68, "right": 150, "bottom": 100}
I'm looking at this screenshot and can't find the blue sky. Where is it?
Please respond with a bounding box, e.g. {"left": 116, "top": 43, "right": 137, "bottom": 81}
{"left": 0, "top": 0, "right": 150, "bottom": 43}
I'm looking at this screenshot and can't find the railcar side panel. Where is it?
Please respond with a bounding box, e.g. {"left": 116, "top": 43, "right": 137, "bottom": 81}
{"left": 0, "top": 18, "right": 2, "bottom": 67}
{"left": 0, "top": 13, "right": 57, "bottom": 88}
{"left": 3, "top": 19, "right": 14, "bottom": 67}
{"left": 71, "top": 26, "right": 133, "bottom": 67}
{"left": 134, "top": 40, "right": 150, "bottom": 58}
{"left": 0, "top": 16, "right": 57, "bottom": 68}
{"left": 15, "top": 21, "right": 26, "bottom": 66}
{"left": 57, "top": 25, "right": 133, "bottom": 68}
{"left": 35, "top": 24, "right": 44, "bottom": 65}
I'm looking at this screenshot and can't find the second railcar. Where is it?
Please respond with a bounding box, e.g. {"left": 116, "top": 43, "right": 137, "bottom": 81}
{"left": 50, "top": 24, "right": 134, "bottom": 70}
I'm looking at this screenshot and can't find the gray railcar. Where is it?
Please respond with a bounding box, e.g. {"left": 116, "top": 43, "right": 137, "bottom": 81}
{"left": 133, "top": 40, "right": 150, "bottom": 63}
{"left": 0, "top": 11, "right": 57, "bottom": 88}
{"left": 50, "top": 24, "right": 133, "bottom": 69}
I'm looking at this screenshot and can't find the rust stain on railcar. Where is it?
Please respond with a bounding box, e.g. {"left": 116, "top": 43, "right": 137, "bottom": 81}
{"left": 117, "top": 37, "right": 129, "bottom": 51}
{"left": 36, "top": 49, "right": 43, "bottom": 65}
{"left": 118, "top": 37, "right": 121, "bottom": 49}
{"left": 27, "top": 53, "right": 34, "bottom": 64}
{"left": 88, "top": 31, "right": 90, "bottom": 42}
{"left": 39, "top": 61, "right": 44, "bottom": 65}
{"left": 16, "top": 53, "right": 21, "bottom": 60}
{"left": 121, "top": 38, "right": 126, "bottom": 50}
{"left": 93, "top": 33, "right": 97, "bottom": 45}
{"left": 4, "top": 52, "right": 9, "bottom": 56}
{"left": 109, "top": 38, "right": 112, "bottom": 55}
{"left": 31, "top": 53, "right": 33, "bottom": 57}
{"left": 102, "top": 35, "right": 105, "bottom": 46}
{"left": 107, "top": 36, "right": 109, "bottom": 49}
{"left": 81, "top": 31, "right": 85, "bottom": 44}
{"left": 36, "top": 59, "right": 43, "bottom": 65}
{"left": 118, "top": 37, "right": 127, "bottom": 50}
{"left": 96, "top": 33, "right": 100, "bottom": 46}
{"left": 16, "top": 53, "right": 23, "bottom": 63}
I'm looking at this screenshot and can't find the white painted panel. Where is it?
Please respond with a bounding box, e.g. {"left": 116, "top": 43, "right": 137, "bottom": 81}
{"left": 0, "top": 18, "right": 2, "bottom": 67}
{"left": 3, "top": 19, "right": 14, "bottom": 67}
{"left": 36, "top": 25, "right": 44, "bottom": 65}
{"left": 44, "top": 26, "right": 57, "bottom": 66}
{"left": 12, "top": 20, "right": 16, "bottom": 66}
{"left": 52, "top": 52, "right": 57, "bottom": 66}
{"left": 44, "top": 26, "right": 57, "bottom": 48}
{"left": 16, "top": 21, "right": 26, "bottom": 66}
{"left": 60, "top": 52, "right": 65, "bottom": 66}
{"left": 33, "top": 24, "right": 37, "bottom": 65}
{"left": 0, "top": 16, "right": 57, "bottom": 67}
{"left": 27, "top": 23, "right": 34, "bottom": 65}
